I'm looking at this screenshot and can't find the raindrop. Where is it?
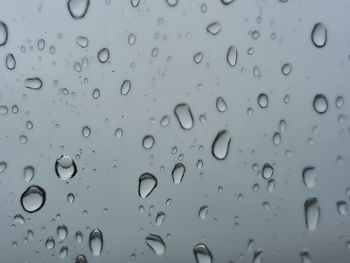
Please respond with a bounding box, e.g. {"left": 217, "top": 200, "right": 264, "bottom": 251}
{"left": 13, "top": 214, "right": 25, "bottom": 224}
{"left": 227, "top": 46, "right": 237, "bottom": 67}
{"left": 174, "top": 103, "right": 194, "bottom": 130}
{"left": 160, "top": 116, "right": 170, "bottom": 127}
{"left": 304, "top": 198, "right": 320, "bottom": 231}
{"left": 57, "top": 225, "right": 68, "bottom": 241}
{"left": 121, "top": 80, "right": 131, "bottom": 95}
{"left": 313, "top": 94, "right": 328, "bottom": 114}
{"left": 114, "top": 128, "right": 123, "bottom": 138}
{"left": 45, "top": 237, "right": 55, "bottom": 249}
{"left": 311, "top": 23, "right": 327, "bottom": 48}
{"left": 335, "top": 96, "right": 344, "bottom": 108}
{"left": 262, "top": 164, "right": 273, "bottom": 179}
{"left": 5, "top": 53, "right": 16, "bottom": 70}
{"left": 23, "top": 166, "right": 35, "bottom": 182}
{"left": 131, "top": 0, "right": 140, "bottom": 7}
{"left": 300, "top": 251, "right": 311, "bottom": 263}
{"left": 281, "top": 63, "right": 292, "bottom": 76}
{"left": 128, "top": 33, "right": 136, "bottom": 45}
{"left": 20, "top": 185, "right": 46, "bottom": 213}
{"left": 67, "top": 0, "right": 90, "bottom": 19}
{"left": 172, "top": 163, "right": 186, "bottom": 184}
{"left": 272, "top": 132, "right": 281, "bottom": 145}
{"left": 337, "top": 201, "right": 348, "bottom": 215}
{"left": 207, "top": 22, "right": 221, "bottom": 35}
{"left": 82, "top": 126, "right": 91, "bottom": 137}
{"left": 165, "top": 0, "right": 178, "bottom": 7}
{"left": 145, "top": 234, "right": 165, "bottom": 255}
{"left": 59, "top": 246, "right": 68, "bottom": 258}
{"left": 89, "top": 229, "right": 103, "bottom": 256}
{"left": 193, "top": 243, "right": 212, "bottom": 263}
{"left": 194, "top": 52, "right": 204, "bottom": 64}
{"left": 216, "top": 97, "right": 227, "bottom": 112}
{"left": 302, "top": 167, "right": 317, "bottom": 189}
{"left": 138, "top": 173, "right": 157, "bottom": 198}
{"left": 25, "top": 77, "right": 43, "bottom": 90}
{"left": 92, "top": 88, "right": 100, "bottom": 99}
{"left": 67, "top": 193, "right": 75, "bottom": 203}
{"left": 211, "top": 130, "right": 231, "bottom": 160}
{"left": 253, "top": 250, "right": 263, "bottom": 263}
{"left": 0, "top": 22, "right": 8, "bottom": 46}
{"left": 199, "top": 206, "right": 209, "bottom": 220}
{"left": 142, "top": 135, "right": 155, "bottom": 149}
{"left": 221, "top": 0, "right": 234, "bottom": 5}
{"left": 55, "top": 154, "right": 77, "bottom": 180}
{"left": 76, "top": 36, "right": 89, "bottom": 48}
{"left": 257, "top": 93, "right": 268, "bottom": 108}
{"left": 76, "top": 231, "right": 83, "bottom": 244}
{"left": 0, "top": 161, "right": 7, "bottom": 173}
{"left": 76, "top": 255, "right": 87, "bottom": 263}
{"left": 155, "top": 212, "right": 166, "bottom": 225}
{"left": 97, "top": 48, "right": 110, "bottom": 63}
{"left": 37, "top": 39, "right": 45, "bottom": 50}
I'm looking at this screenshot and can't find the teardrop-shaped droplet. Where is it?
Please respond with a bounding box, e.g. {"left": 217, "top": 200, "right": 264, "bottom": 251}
{"left": 6, "top": 53, "right": 16, "bottom": 70}
{"left": 82, "top": 126, "right": 91, "bottom": 137}
{"left": 211, "top": 130, "right": 231, "bottom": 160}
{"left": 89, "top": 229, "right": 103, "bottom": 256}
{"left": 193, "top": 243, "right": 212, "bottom": 263}
{"left": 121, "top": 80, "right": 131, "bottom": 95}
{"left": 45, "top": 236, "right": 55, "bottom": 249}
{"left": 257, "top": 93, "right": 268, "bottom": 108}
{"left": 227, "top": 46, "right": 237, "bottom": 67}
{"left": 311, "top": 23, "right": 327, "bottom": 48}
{"left": 55, "top": 154, "right": 77, "bottom": 180}
{"left": 216, "top": 97, "right": 227, "bottom": 112}
{"left": 302, "top": 167, "right": 317, "bottom": 189}
{"left": 57, "top": 225, "right": 68, "bottom": 241}
{"left": 253, "top": 250, "right": 263, "bottom": 263}
{"left": 76, "top": 255, "right": 87, "bottom": 263}
{"left": 174, "top": 103, "right": 194, "bottom": 130}
{"left": 172, "top": 163, "right": 186, "bottom": 184}
{"left": 145, "top": 234, "right": 165, "bottom": 255}
{"left": 155, "top": 211, "right": 166, "bottom": 225}
{"left": 24, "top": 166, "right": 35, "bottom": 182}
{"left": 97, "top": 48, "right": 110, "bottom": 63}
{"left": 304, "top": 198, "right": 320, "bottom": 231}
{"left": 67, "top": 0, "right": 90, "bottom": 19}
{"left": 281, "top": 63, "right": 292, "bottom": 76}
{"left": 300, "top": 251, "right": 311, "bottom": 263}
{"left": 142, "top": 135, "right": 155, "bottom": 149}
{"left": 0, "top": 22, "right": 8, "bottom": 46}
{"left": 337, "top": 201, "right": 348, "bottom": 215}
{"left": 20, "top": 185, "right": 46, "bottom": 213}
{"left": 207, "top": 22, "right": 221, "bottom": 35}
{"left": 92, "top": 88, "right": 100, "bottom": 99}
{"left": 138, "top": 173, "right": 157, "bottom": 198}
{"left": 76, "top": 36, "right": 89, "bottom": 48}
{"left": 25, "top": 77, "right": 42, "bottom": 90}
{"left": 313, "top": 94, "right": 328, "bottom": 114}
{"left": 194, "top": 52, "right": 204, "bottom": 64}
{"left": 199, "top": 206, "right": 209, "bottom": 220}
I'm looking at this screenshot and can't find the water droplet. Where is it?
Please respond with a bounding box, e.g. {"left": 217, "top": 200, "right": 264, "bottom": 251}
{"left": 131, "top": 0, "right": 140, "bottom": 7}
{"left": 304, "top": 198, "right": 320, "bottom": 231}
{"left": 67, "top": 193, "right": 75, "bottom": 203}
{"left": 0, "top": 22, "right": 8, "bottom": 46}
{"left": 57, "top": 225, "right": 68, "bottom": 241}
{"left": 67, "top": 0, "right": 90, "bottom": 19}
{"left": 337, "top": 201, "right": 348, "bottom": 215}
{"left": 262, "top": 164, "right": 273, "bottom": 179}
{"left": 165, "top": 0, "right": 178, "bottom": 7}
{"left": 0, "top": 161, "right": 7, "bottom": 173}
{"left": 92, "top": 88, "right": 100, "bottom": 99}
{"left": 89, "top": 229, "right": 103, "bottom": 256}
{"left": 55, "top": 154, "right": 77, "bottom": 180}
{"left": 216, "top": 97, "right": 227, "bottom": 112}
{"left": 311, "top": 23, "right": 327, "bottom": 48}
{"left": 76, "top": 255, "right": 87, "bottom": 263}
{"left": 253, "top": 250, "right": 263, "bottom": 263}
{"left": 281, "top": 63, "right": 292, "bottom": 76}
{"left": 155, "top": 211, "right": 166, "bottom": 225}
{"left": 128, "top": 33, "right": 136, "bottom": 46}
{"left": 172, "top": 163, "right": 186, "bottom": 184}
{"left": 20, "top": 185, "right": 46, "bottom": 213}
{"left": 257, "top": 93, "right": 268, "bottom": 108}
{"left": 97, "top": 48, "right": 110, "bottom": 63}
{"left": 160, "top": 115, "right": 170, "bottom": 127}
{"left": 13, "top": 214, "right": 25, "bottom": 224}
{"left": 227, "top": 46, "right": 238, "bottom": 67}
{"left": 45, "top": 236, "right": 55, "bottom": 249}
{"left": 207, "top": 22, "right": 221, "bottom": 35}
{"left": 37, "top": 39, "right": 45, "bottom": 50}
{"left": 313, "top": 94, "right": 328, "bottom": 114}
{"left": 174, "top": 103, "right": 194, "bottom": 130}
{"left": 302, "top": 167, "right": 317, "bottom": 189}
{"left": 82, "top": 126, "right": 91, "bottom": 137}
{"left": 114, "top": 128, "right": 123, "bottom": 138}
{"left": 221, "top": 0, "right": 234, "bottom": 5}
{"left": 199, "top": 206, "right": 209, "bottom": 220}
{"left": 138, "top": 173, "right": 157, "bottom": 198}
{"left": 59, "top": 246, "right": 68, "bottom": 258}
{"left": 142, "top": 135, "right": 155, "bottom": 149}
{"left": 24, "top": 166, "right": 34, "bottom": 182}
{"left": 76, "top": 231, "right": 83, "bottom": 244}
{"left": 194, "top": 52, "right": 204, "bottom": 64}
{"left": 300, "top": 251, "right": 311, "bottom": 263}
{"left": 121, "top": 80, "right": 131, "bottom": 95}
{"left": 145, "top": 234, "right": 165, "bottom": 255}
{"left": 76, "top": 36, "right": 89, "bottom": 48}
{"left": 335, "top": 96, "right": 344, "bottom": 108}
{"left": 6, "top": 53, "right": 16, "bottom": 70}
{"left": 25, "top": 77, "right": 43, "bottom": 90}
{"left": 211, "top": 130, "right": 231, "bottom": 160}
{"left": 272, "top": 132, "right": 281, "bottom": 145}
{"left": 193, "top": 243, "right": 212, "bottom": 263}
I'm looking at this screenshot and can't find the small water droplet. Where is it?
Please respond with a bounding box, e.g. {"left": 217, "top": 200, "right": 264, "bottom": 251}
{"left": 155, "top": 211, "right": 166, "bottom": 225}
{"left": 25, "top": 77, "right": 43, "bottom": 90}
{"left": 145, "top": 234, "right": 165, "bottom": 255}
{"left": 221, "top": 0, "right": 234, "bottom": 5}
{"left": 337, "top": 201, "right": 348, "bottom": 215}
{"left": 335, "top": 96, "right": 344, "bottom": 108}
{"left": 57, "top": 225, "right": 68, "bottom": 241}
{"left": 253, "top": 250, "right": 263, "bottom": 263}
{"left": 311, "top": 23, "right": 327, "bottom": 48}
{"left": 20, "top": 185, "right": 46, "bottom": 213}
{"left": 262, "top": 164, "right": 273, "bottom": 179}
{"left": 67, "top": 193, "right": 75, "bottom": 203}
{"left": 6, "top": 53, "right": 16, "bottom": 70}
{"left": 55, "top": 154, "right": 77, "bottom": 180}
{"left": 194, "top": 52, "right": 204, "bottom": 64}
{"left": 67, "top": 0, "right": 90, "bottom": 19}
{"left": 121, "top": 80, "right": 131, "bottom": 95}
{"left": 313, "top": 94, "right": 328, "bottom": 114}
{"left": 76, "top": 36, "right": 89, "bottom": 48}
{"left": 160, "top": 115, "right": 170, "bottom": 127}
{"left": 302, "top": 167, "right": 317, "bottom": 189}
{"left": 207, "top": 22, "right": 221, "bottom": 35}
{"left": 193, "top": 243, "right": 212, "bottom": 263}
{"left": 300, "top": 251, "right": 311, "bottom": 263}
{"left": 114, "top": 128, "right": 123, "bottom": 138}
{"left": 211, "top": 130, "right": 231, "bottom": 160}
{"left": 45, "top": 236, "right": 55, "bottom": 249}
{"left": 92, "top": 88, "right": 100, "bottom": 99}
{"left": 172, "top": 163, "right": 186, "bottom": 184}
{"left": 13, "top": 214, "right": 25, "bottom": 224}
{"left": 227, "top": 46, "right": 238, "bottom": 67}
{"left": 139, "top": 173, "right": 157, "bottom": 198}
{"left": 89, "top": 229, "right": 103, "bottom": 256}
{"left": 97, "top": 48, "right": 110, "bottom": 63}
{"left": 143, "top": 135, "right": 155, "bottom": 149}
{"left": 257, "top": 93, "right": 268, "bottom": 108}
{"left": 76, "top": 255, "right": 87, "bottom": 263}
{"left": 281, "top": 63, "right": 292, "bottom": 76}
{"left": 82, "top": 126, "right": 91, "bottom": 137}
{"left": 304, "top": 197, "right": 320, "bottom": 231}
{"left": 76, "top": 231, "right": 83, "bottom": 243}
{"left": 24, "top": 166, "right": 34, "bottom": 182}
{"left": 216, "top": 97, "right": 227, "bottom": 112}
{"left": 0, "top": 22, "right": 8, "bottom": 46}
{"left": 59, "top": 246, "right": 68, "bottom": 258}
{"left": 0, "top": 161, "right": 7, "bottom": 173}
{"left": 174, "top": 103, "right": 194, "bottom": 130}
{"left": 199, "top": 206, "right": 209, "bottom": 220}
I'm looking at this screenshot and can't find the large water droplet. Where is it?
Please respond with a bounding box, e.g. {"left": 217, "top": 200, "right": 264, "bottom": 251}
{"left": 24, "top": 166, "right": 35, "bottom": 182}
{"left": 138, "top": 173, "right": 157, "bottom": 198}
{"left": 226, "top": 46, "right": 237, "bottom": 67}
{"left": 313, "top": 94, "right": 328, "bottom": 114}
{"left": 304, "top": 198, "right": 320, "bottom": 231}
{"left": 193, "top": 243, "right": 212, "bottom": 263}
{"left": 121, "top": 80, "right": 131, "bottom": 95}
{"left": 311, "top": 23, "right": 327, "bottom": 48}
{"left": 145, "top": 234, "right": 165, "bottom": 255}
{"left": 20, "top": 185, "right": 46, "bottom": 213}
{"left": 257, "top": 93, "right": 268, "bottom": 108}
{"left": 172, "top": 163, "right": 186, "bottom": 184}
{"left": 6, "top": 53, "right": 16, "bottom": 70}
{"left": 67, "top": 0, "right": 90, "bottom": 19}
{"left": 207, "top": 22, "right": 221, "bottom": 35}
{"left": 211, "top": 130, "right": 231, "bottom": 160}
{"left": 55, "top": 154, "right": 77, "bottom": 180}
{"left": 25, "top": 77, "right": 43, "bottom": 90}
{"left": 174, "top": 103, "right": 194, "bottom": 130}
{"left": 302, "top": 167, "right": 317, "bottom": 189}
{"left": 97, "top": 48, "right": 110, "bottom": 63}
{"left": 262, "top": 164, "right": 273, "bottom": 179}
{"left": 142, "top": 135, "right": 155, "bottom": 149}
{"left": 0, "top": 22, "right": 8, "bottom": 46}
{"left": 89, "top": 229, "right": 103, "bottom": 256}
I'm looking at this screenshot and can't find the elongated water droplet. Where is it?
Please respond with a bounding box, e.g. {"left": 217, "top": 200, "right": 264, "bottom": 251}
{"left": 55, "top": 154, "right": 77, "bottom": 180}
{"left": 24, "top": 166, "right": 34, "bottom": 182}
{"left": 67, "top": 0, "right": 90, "bottom": 19}
{"left": 194, "top": 52, "right": 204, "bottom": 64}
{"left": 257, "top": 93, "right": 268, "bottom": 108}
{"left": 211, "top": 130, "right": 231, "bottom": 160}
{"left": 272, "top": 132, "right": 281, "bottom": 145}
{"left": 216, "top": 97, "right": 227, "bottom": 112}
{"left": 6, "top": 53, "right": 16, "bottom": 70}
{"left": 142, "top": 135, "right": 155, "bottom": 149}
{"left": 97, "top": 48, "right": 110, "bottom": 63}
{"left": 193, "top": 243, "right": 212, "bottom": 263}
{"left": 199, "top": 206, "right": 209, "bottom": 220}
{"left": 304, "top": 198, "right": 320, "bottom": 231}
{"left": 253, "top": 250, "right": 263, "bottom": 263}
{"left": 25, "top": 77, "right": 42, "bottom": 90}
{"left": 89, "top": 229, "right": 103, "bottom": 256}
{"left": 311, "top": 23, "right": 327, "bottom": 48}
{"left": 138, "top": 173, "right": 157, "bottom": 198}
{"left": 207, "top": 22, "right": 221, "bottom": 35}
{"left": 337, "top": 201, "right": 348, "bottom": 215}
{"left": 302, "top": 167, "right": 317, "bottom": 189}
{"left": 174, "top": 103, "right": 194, "bottom": 130}
{"left": 57, "top": 225, "right": 68, "bottom": 241}
{"left": 0, "top": 22, "right": 8, "bottom": 46}
{"left": 60, "top": 246, "right": 68, "bottom": 258}
{"left": 121, "top": 80, "right": 131, "bottom": 95}
{"left": 155, "top": 212, "right": 166, "bottom": 225}
{"left": 0, "top": 161, "right": 7, "bottom": 173}
{"left": 92, "top": 88, "right": 100, "bottom": 99}
{"left": 145, "top": 234, "right": 165, "bottom": 255}
{"left": 45, "top": 236, "right": 55, "bottom": 249}
{"left": 21, "top": 185, "right": 46, "bottom": 213}
{"left": 227, "top": 46, "right": 237, "bottom": 67}
{"left": 82, "top": 126, "right": 91, "bottom": 137}
{"left": 300, "top": 251, "right": 311, "bottom": 263}
{"left": 313, "top": 94, "right": 328, "bottom": 114}
{"left": 76, "top": 231, "right": 83, "bottom": 243}
{"left": 172, "top": 163, "right": 185, "bottom": 184}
